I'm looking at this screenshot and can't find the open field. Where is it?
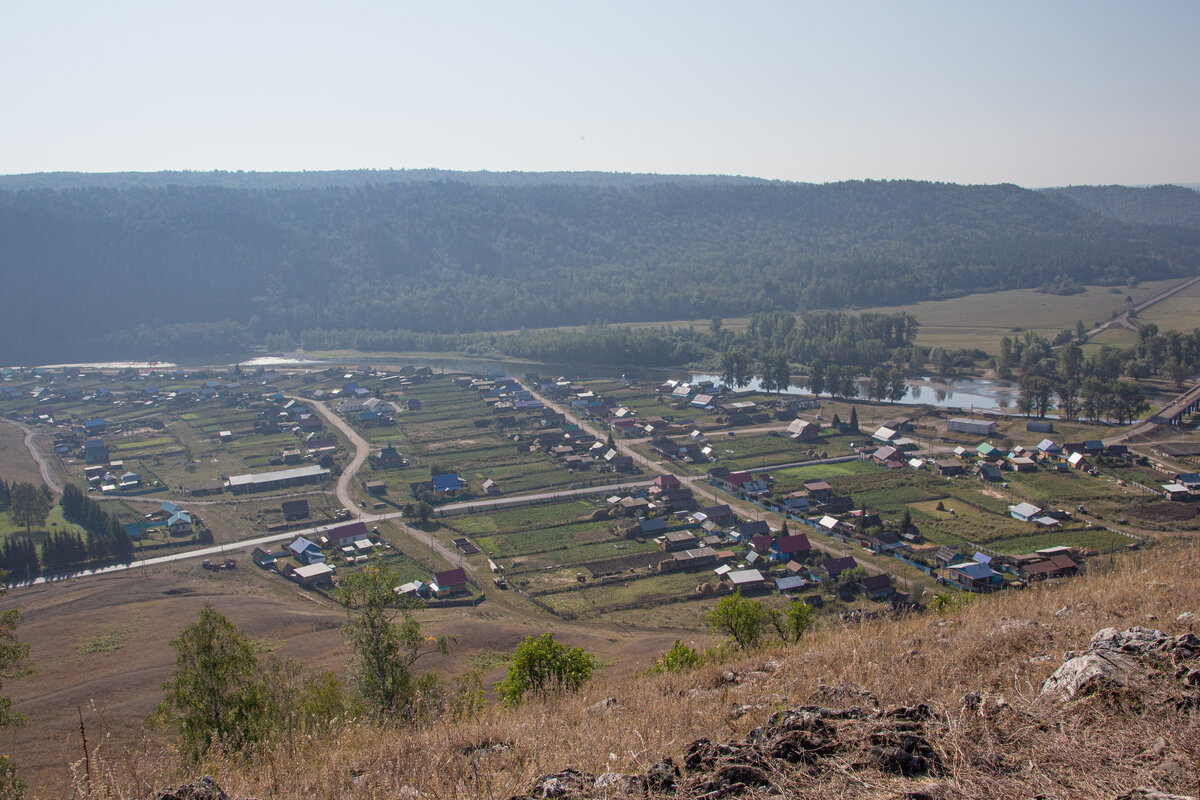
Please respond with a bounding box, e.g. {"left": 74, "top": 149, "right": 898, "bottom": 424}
{"left": 852, "top": 279, "right": 1181, "bottom": 354}
{"left": 1137, "top": 276, "right": 1200, "bottom": 331}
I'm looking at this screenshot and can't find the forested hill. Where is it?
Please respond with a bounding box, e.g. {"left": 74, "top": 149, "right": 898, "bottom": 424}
{"left": 1043, "top": 184, "right": 1200, "bottom": 229}
{"left": 0, "top": 169, "right": 771, "bottom": 191}
{"left": 2, "top": 179, "right": 1199, "bottom": 364}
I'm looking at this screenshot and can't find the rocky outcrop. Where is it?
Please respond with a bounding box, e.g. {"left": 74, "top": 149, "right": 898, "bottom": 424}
{"left": 512, "top": 691, "right": 942, "bottom": 799}
{"left": 1041, "top": 626, "right": 1200, "bottom": 701}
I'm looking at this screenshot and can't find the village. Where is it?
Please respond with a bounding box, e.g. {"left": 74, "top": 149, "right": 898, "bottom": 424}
{"left": 2, "top": 357, "right": 1198, "bottom": 631}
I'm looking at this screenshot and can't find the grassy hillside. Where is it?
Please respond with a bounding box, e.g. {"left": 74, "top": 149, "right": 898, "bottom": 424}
{"left": 48, "top": 542, "right": 1200, "bottom": 800}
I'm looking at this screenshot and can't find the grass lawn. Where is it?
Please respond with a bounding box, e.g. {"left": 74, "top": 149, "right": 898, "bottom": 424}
{"left": 771, "top": 459, "right": 880, "bottom": 487}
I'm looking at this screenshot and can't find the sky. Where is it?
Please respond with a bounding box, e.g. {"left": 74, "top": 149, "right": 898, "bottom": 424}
{"left": 3, "top": 1, "right": 1198, "bottom": 186}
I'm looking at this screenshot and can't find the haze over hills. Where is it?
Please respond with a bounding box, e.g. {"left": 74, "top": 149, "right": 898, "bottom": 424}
{"left": 2, "top": 174, "right": 1200, "bottom": 365}
{"left": 0, "top": 169, "right": 773, "bottom": 191}
{"left": 1043, "top": 184, "right": 1200, "bottom": 230}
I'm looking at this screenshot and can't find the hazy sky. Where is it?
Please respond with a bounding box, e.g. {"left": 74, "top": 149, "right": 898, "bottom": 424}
{"left": 3, "top": 1, "right": 1198, "bottom": 186}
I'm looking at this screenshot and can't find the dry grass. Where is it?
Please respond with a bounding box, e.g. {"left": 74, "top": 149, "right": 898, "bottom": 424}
{"left": 63, "top": 543, "right": 1200, "bottom": 800}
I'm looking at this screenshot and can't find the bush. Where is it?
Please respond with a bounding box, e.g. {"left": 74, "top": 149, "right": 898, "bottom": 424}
{"left": 645, "top": 640, "right": 701, "bottom": 675}
{"left": 497, "top": 633, "right": 595, "bottom": 705}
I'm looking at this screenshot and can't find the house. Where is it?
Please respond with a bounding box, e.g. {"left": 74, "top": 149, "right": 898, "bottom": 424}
{"left": 1018, "top": 553, "right": 1080, "bottom": 581}
{"left": 83, "top": 438, "right": 109, "bottom": 464}
{"left": 816, "top": 556, "right": 857, "bottom": 579}
{"left": 749, "top": 533, "right": 775, "bottom": 552}
{"left": 365, "top": 481, "right": 387, "bottom": 496}
{"left": 1162, "top": 483, "right": 1192, "bottom": 501}
{"left": 872, "top": 445, "right": 900, "bottom": 465}
{"left": 667, "top": 547, "right": 718, "bottom": 571}
{"left": 482, "top": 478, "right": 501, "bottom": 495}
{"left": 787, "top": 419, "right": 819, "bottom": 440}
{"left": 976, "top": 463, "right": 1002, "bottom": 482}
{"left": 167, "top": 511, "right": 193, "bottom": 535}
{"left": 1026, "top": 420, "right": 1054, "bottom": 434}
{"left": 803, "top": 480, "right": 833, "bottom": 502}
{"left": 1067, "top": 452, "right": 1087, "bottom": 470}
{"left": 251, "top": 547, "right": 277, "bottom": 568}
{"left": 293, "top": 562, "right": 334, "bottom": 587}
{"left": 772, "top": 534, "right": 812, "bottom": 560}
{"left": 734, "top": 520, "right": 771, "bottom": 539}
{"left": 723, "top": 569, "right": 768, "bottom": 593}
{"left": 1035, "top": 439, "right": 1062, "bottom": 457}
{"left": 775, "top": 575, "right": 808, "bottom": 593}
{"left": 375, "top": 446, "right": 405, "bottom": 469}
{"left": 327, "top": 521, "right": 369, "bottom": 548}
{"left": 872, "top": 426, "right": 898, "bottom": 443}
{"left": 1008, "top": 456, "right": 1037, "bottom": 473}
{"left": 782, "top": 495, "right": 811, "bottom": 514}
{"left": 281, "top": 499, "right": 310, "bottom": 521}
{"left": 946, "top": 561, "right": 1003, "bottom": 592}
{"left": 1009, "top": 502, "right": 1043, "bottom": 522}
{"left": 818, "top": 515, "right": 842, "bottom": 534}
{"left": 654, "top": 474, "right": 681, "bottom": 490}
{"left": 288, "top": 536, "right": 325, "bottom": 565}
{"left": 432, "top": 473, "right": 463, "bottom": 494}
{"left": 936, "top": 460, "right": 965, "bottom": 476}
{"left": 431, "top": 568, "right": 468, "bottom": 597}
{"left": 870, "top": 530, "right": 906, "bottom": 554}
{"left": 701, "top": 504, "right": 734, "bottom": 525}
{"left": 858, "top": 573, "right": 895, "bottom": 600}
{"left": 660, "top": 530, "right": 696, "bottom": 551}
{"left": 976, "top": 443, "right": 1002, "bottom": 460}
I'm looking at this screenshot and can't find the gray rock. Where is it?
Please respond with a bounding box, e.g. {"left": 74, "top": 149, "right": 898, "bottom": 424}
{"left": 1090, "top": 626, "right": 1167, "bottom": 654}
{"left": 1115, "top": 789, "right": 1198, "bottom": 800}
{"left": 1040, "top": 650, "right": 1139, "bottom": 699}
{"left": 593, "top": 772, "right": 644, "bottom": 796}
{"left": 154, "top": 777, "right": 229, "bottom": 800}
{"left": 587, "top": 696, "right": 618, "bottom": 714}
{"left": 1177, "top": 611, "right": 1196, "bottom": 625}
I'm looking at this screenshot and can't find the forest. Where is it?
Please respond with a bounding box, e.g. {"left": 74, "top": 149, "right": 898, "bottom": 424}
{"left": 2, "top": 177, "right": 1200, "bottom": 364}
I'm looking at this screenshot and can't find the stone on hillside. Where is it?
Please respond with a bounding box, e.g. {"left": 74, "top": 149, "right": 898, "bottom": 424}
{"left": 1115, "top": 789, "right": 1198, "bottom": 800}
{"left": 154, "top": 776, "right": 228, "bottom": 800}
{"left": 1040, "top": 650, "right": 1139, "bottom": 699}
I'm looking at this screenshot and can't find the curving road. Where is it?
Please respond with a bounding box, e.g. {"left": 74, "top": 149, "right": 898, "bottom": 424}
{"left": 288, "top": 396, "right": 370, "bottom": 516}
{"left": 5, "top": 419, "right": 64, "bottom": 493}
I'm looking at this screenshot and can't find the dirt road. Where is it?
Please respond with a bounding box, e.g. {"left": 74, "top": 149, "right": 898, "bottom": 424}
{"left": 290, "top": 396, "right": 369, "bottom": 515}
{"left": 4, "top": 419, "right": 64, "bottom": 493}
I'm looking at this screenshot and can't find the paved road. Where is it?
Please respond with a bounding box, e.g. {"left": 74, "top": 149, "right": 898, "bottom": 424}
{"left": 1082, "top": 275, "right": 1200, "bottom": 340}
{"left": 1105, "top": 379, "right": 1200, "bottom": 445}
{"left": 4, "top": 419, "right": 64, "bottom": 493}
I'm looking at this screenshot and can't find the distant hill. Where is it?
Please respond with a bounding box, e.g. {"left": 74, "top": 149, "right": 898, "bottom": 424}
{"left": 2, "top": 178, "right": 1199, "bottom": 364}
{"left": 1043, "top": 184, "right": 1200, "bottom": 229}
{"left": 0, "top": 168, "right": 772, "bottom": 191}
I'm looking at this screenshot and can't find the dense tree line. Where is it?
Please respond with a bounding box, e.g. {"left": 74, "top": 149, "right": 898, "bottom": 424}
{"left": 4, "top": 179, "right": 1198, "bottom": 364}
{"left": 59, "top": 483, "right": 136, "bottom": 565}
{"left": 0, "top": 483, "right": 136, "bottom": 583}
{"left": 999, "top": 323, "right": 1200, "bottom": 423}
